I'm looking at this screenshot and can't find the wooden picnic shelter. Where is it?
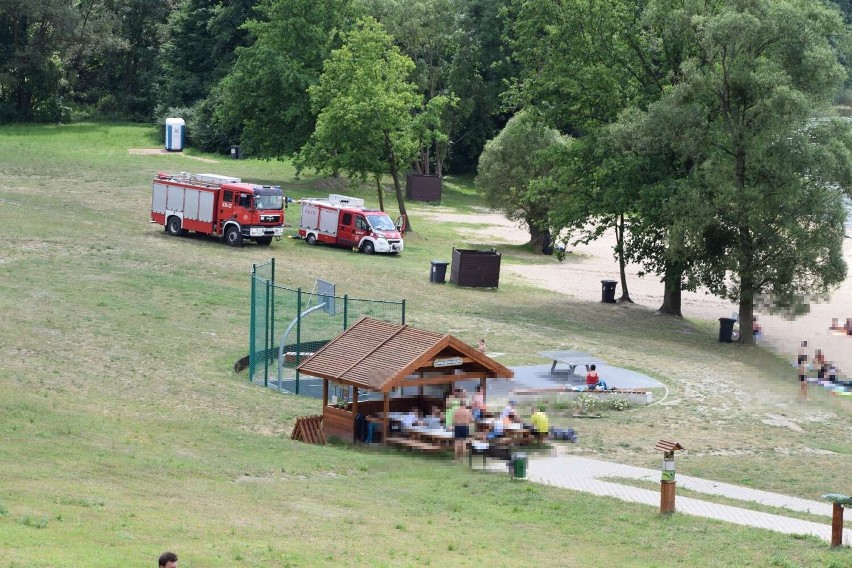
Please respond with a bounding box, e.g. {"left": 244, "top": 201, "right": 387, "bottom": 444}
{"left": 296, "top": 317, "right": 514, "bottom": 444}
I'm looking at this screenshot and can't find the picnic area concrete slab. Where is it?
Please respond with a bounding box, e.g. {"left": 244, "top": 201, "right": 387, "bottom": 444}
{"left": 479, "top": 363, "right": 664, "bottom": 401}
{"left": 528, "top": 455, "right": 851, "bottom": 545}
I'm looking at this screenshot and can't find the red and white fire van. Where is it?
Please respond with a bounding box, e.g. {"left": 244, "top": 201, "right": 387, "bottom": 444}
{"left": 151, "top": 172, "right": 286, "bottom": 246}
{"left": 298, "top": 194, "right": 403, "bottom": 254}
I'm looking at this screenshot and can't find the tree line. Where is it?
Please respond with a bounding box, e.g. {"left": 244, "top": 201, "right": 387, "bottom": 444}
{"left": 3, "top": 0, "right": 852, "bottom": 336}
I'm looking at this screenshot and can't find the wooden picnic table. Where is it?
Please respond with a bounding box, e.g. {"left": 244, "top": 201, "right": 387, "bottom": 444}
{"left": 538, "top": 350, "right": 605, "bottom": 376}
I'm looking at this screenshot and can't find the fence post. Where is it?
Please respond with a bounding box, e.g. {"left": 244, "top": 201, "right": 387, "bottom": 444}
{"left": 269, "top": 258, "right": 275, "bottom": 388}
{"left": 343, "top": 294, "right": 349, "bottom": 331}
{"left": 401, "top": 299, "right": 406, "bottom": 325}
{"left": 295, "top": 287, "right": 302, "bottom": 395}
{"left": 249, "top": 264, "right": 257, "bottom": 383}
{"left": 263, "top": 277, "right": 271, "bottom": 388}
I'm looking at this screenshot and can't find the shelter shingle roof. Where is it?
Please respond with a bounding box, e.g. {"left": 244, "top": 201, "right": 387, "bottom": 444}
{"left": 296, "top": 317, "right": 512, "bottom": 391}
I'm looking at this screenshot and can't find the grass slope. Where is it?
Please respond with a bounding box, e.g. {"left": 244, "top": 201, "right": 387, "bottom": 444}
{"left": 0, "top": 123, "right": 849, "bottom": 567}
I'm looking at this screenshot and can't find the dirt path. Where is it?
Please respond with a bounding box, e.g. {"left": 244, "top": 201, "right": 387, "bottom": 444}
{"left": 418, "top": 207, "right": 852, "bottom": 373}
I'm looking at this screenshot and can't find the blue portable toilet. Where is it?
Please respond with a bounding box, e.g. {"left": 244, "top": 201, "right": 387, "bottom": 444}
{"left": 165, "top": 118, "right": 185, "bottom": 151}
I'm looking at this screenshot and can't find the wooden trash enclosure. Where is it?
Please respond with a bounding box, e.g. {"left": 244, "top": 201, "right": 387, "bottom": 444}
{"left": 296, "top": 317, "right": 514, "bottom": 444}
{"left": 405, "top": 173, "right": 442, "bottom": 202}
{"left": 450, "top": 248, "right": 501, "bottom": 288}
{"left": 291, "top": 415, "right": 326, "bottom": 445}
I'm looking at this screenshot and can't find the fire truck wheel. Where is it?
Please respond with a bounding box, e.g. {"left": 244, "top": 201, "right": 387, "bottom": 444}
{"left": 166, "top": 216, "right": 183, "bottom": 237}
{"left": 255, "top": 237, "right": 272, "bottom": 246}
{"left": 360, "top": 241, "right": 375, "bottom": 255}
{"left": 224, "top": 226, "right": 243, "bottom": 247}
{"left": 306, "top": 233, "right": 317, "bottom": 245}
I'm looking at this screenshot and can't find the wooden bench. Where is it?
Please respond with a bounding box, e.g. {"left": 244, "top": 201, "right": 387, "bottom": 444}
{"left": 468, "top": 441, "right": 513, "bottom": 469}
{"left": 386, "top": 436, "right": 445, "bottom": 453}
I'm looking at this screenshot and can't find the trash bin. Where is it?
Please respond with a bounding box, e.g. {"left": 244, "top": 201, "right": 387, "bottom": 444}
{"left": 511, "top": 452, "right": 528, "bottom": 479}
{"left": 429, "top": 260, "right": 449, "bottom": 283}
{"left": 230, "top": 145, "right": 242, "bottom": 159}
{"left": 718, "top": 317, "right": 736, "bottom": 343}
{"left": 601, "top": 280, "right": 618, "bottom": 303}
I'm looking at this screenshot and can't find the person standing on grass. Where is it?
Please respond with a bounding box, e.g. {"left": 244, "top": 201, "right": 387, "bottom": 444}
{"left": 798, "top": 340, "right": 808, "bottom": 365}
{"left": 471, "top": 384, "right": 486, "bottom": 421}
{"left": 477, "top": 338, "right": 487, "bottom": 353}
{"left": 452, "top": 404, "right": 473, "bottom": 461}
{"left": 158, "top": 552, "right": 178, "bottom": 568}
{"left": 798, "top": 359, "right": 808, "bottom": 402}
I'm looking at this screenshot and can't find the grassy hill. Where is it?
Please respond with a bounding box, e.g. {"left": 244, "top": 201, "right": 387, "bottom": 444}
{"left": 0, "top": 123, "right": 850, "bottom": 567}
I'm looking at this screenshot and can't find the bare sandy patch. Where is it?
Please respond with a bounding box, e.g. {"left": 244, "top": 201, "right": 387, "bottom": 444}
{"left": 128, "top": 148, "right": 218, "bottom": 163}
{"left": 418, "top": 207, "right": 852, "bottom": 373}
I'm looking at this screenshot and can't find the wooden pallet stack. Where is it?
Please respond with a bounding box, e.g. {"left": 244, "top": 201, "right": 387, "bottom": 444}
{"left": 291, "top": 415, "right": 326, "bottom": 445}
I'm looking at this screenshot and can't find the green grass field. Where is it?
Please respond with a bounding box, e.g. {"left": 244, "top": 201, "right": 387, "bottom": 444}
{"left": 1, "top": 123, "right": 850, "bottom": 567}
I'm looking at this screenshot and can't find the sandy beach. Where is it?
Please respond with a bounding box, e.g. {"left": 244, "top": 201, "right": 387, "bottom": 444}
{"left": 420, "top": 207, "right": 852, "bottom": 374}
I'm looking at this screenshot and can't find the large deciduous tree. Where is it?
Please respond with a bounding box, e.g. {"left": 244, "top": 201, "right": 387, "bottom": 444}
{"left": 214, "top": 0, "right": 356, "bottom": 157}
{"left": 476, "top": 110, "right": 571, "bottom": 250}
{"left": 647, "top": 0, "right": 852, "bottom": 343}
{"left": 159, "top": 0, "right": 259, "bottom": 110}
{"left": 299, "top": 17, "right": 444, "bottom": 232}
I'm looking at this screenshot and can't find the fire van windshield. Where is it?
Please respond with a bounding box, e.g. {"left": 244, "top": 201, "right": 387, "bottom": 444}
{"left": 367, "top": 214, "right": 395, "bottom": 231}
{"left": 254, "top": 194, "right": 284, "bottom": 210}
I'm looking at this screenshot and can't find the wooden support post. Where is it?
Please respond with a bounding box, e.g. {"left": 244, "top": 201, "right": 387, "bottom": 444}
{"left": 383, "top": 393, "right": 390, "bottom": 444}
{"left": 831, "top": 503, "right": 844, "bottom": 547}
{"left": 352, "top": 387, "right": 359, "bottom": 416}
{"left": 322, "top": 379, "right": 328, "bottom": 407}
{"left": 660, "top": 481, "right": 676, "bottom": 514}
{"left": 480, "top": 377, "right": 487, "bottom": 401}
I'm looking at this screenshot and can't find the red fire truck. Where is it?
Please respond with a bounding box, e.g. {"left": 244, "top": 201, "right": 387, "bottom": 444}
{"left": 298, "top": 194, "right": 404, "bottom": 254}
{"left": 151, "top": 172, "right": 286, "bottom": 246}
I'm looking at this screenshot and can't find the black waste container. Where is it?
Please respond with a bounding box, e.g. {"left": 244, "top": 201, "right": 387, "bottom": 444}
{"left": 718, "top": 318, "right": 736, "bottom": 343}
{"left": 230, "top": 145, "right": 242, "bottom": 159}
{"left": 430, "top": 260, "right": 449, "bottom": 283}
{"left": 601, "top": 280, "right": 618, "bottom": 303}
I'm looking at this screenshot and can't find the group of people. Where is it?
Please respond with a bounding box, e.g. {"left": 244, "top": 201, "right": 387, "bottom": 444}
{"left": 797, "top": 340, "right": 844, "bottom": 401}
{"left": 829, "top": 318, "right": 852, "bottom": 335}
{"left": 395, "top": 389, "right": 551, "bottom": 461}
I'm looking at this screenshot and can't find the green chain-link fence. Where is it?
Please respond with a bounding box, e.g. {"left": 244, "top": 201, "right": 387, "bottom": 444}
{"left": 249, "top": 258, "right": 405, "bottom": 395}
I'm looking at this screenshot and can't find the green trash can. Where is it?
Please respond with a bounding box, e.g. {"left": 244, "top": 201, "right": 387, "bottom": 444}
{"left": 511, "top": 453, "right": 528, "bottom": 479}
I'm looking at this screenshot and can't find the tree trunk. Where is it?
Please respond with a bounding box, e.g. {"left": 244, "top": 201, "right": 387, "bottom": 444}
{"left": 615, "top": 213, "right": 633, "bottom": 303}
{"left": 526, "top": 221, "right": 550, "bottom": 253}
{"left": 386, "top": 133, "right": 411, "bottom": 233}
{"left": 375, "top": 176, "right": 385, "bottom": 212}
{"left": 737, "top": 282, "right": 755, "bottom": 345}
{"left": 657, "top": 261, "right": 683, "bottom": 317}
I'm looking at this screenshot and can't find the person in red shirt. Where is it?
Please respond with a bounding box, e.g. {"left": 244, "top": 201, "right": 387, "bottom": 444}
{"left": 586, "top": 364, "right": 600, "bottom": 389}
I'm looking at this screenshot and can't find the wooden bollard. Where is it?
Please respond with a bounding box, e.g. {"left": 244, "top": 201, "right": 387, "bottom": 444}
{"left": 655, "top": 440, "right": 684, "bottom": 515}
{"left": 822, "top": 493, "right": 851, "bottom": 548}
{"left": 660, "top": 480, "right": 676, "bottom": 514}
{"left": 831, "top": 503, "right": 844, "bottom": 548}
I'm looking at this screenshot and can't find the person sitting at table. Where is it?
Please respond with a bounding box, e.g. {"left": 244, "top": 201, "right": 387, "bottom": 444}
{"left": 500, "top": 399, "right": 517, "bottom": 421}
{"left": 486, "top": 413, "right": 507, "bottom": 441}
{"left": 452, "top": 404, "right": 473, "bottom": 462}
{"left": 420, "top": 406, "right": 443, "bottom": 429}
{"left": 399, "top": 408, "right": 419, "bottom": 430}
{"left": 530, "top": 406, "right": 549, "bottom": 442}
